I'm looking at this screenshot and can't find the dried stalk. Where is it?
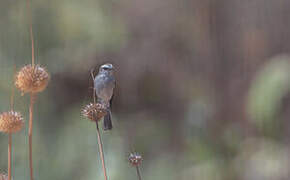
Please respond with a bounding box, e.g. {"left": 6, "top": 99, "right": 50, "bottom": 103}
{"left": 8, "top": 134, "right": 12, "bottom": 180}
{"left": 26, "top": 0, "right": 36, "bottom": 178}
{"left": 28, "top": 93, "right": 36, "bottom": 180}
{"left": 26, "top": 0, "right": 35, "bottom": 66}
{"left": 96, "top": 122, "right": 108, "bottom": 180}
{"left": 8, "top": 68, "right": 15, "bottom": 180}
{"left": 136, "top": 166, "right": 142, "bottom": 180}
{"left": 91, "top": 69, "right": 109, "bottom": 180}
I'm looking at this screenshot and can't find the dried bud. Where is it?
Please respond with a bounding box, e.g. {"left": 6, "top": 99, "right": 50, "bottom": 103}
{"left": 82, "top": 103, "right": 107, "bottom": 122}
{"left": 15, "top": 64, "right": 49, "bottom": 94}
{"left": 0, "top": 173, "right": 8, "bottom": 180}
{"left": 128, "top": 152, "right": 143, "bottom": 166}
{"left": 0, "top": 111, "right": 24, "bottom": 134}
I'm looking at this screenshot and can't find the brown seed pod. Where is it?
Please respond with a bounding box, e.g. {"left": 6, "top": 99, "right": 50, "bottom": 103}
{"left": 82, "top": 103, "right": 107, "bottom": 122}
{"left": 0, "top": 111, "right": 24, "bottom": 134}
{"left": 0, "top": 173, "right": 8, "bottom": 180}
{"left": 128, "top": 152, "right": 143, "bottom": 166}
{"left": 15, "top": 64, "right": 49, "bottom": 94}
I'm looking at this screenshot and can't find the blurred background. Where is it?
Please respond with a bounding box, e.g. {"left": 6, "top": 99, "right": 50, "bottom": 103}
{"left": 1, "top": 0, "right": 290, "bottom": 179}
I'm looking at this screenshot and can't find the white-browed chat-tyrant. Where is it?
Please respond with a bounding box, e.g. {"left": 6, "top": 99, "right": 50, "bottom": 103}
{"left": 94, "top": 63, "right": 116, "bottom": 130}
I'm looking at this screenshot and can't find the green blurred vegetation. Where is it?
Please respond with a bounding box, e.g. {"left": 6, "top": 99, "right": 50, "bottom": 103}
{"left": 1, "top": 0, "right": 290, "bottom": 180}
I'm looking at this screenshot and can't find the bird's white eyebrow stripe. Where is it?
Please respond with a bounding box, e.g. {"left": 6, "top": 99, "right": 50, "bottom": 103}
{"left": 101, "top": 64, "right": 113, "bottom": 69}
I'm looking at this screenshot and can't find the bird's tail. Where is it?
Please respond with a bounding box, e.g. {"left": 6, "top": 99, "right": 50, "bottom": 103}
{"left": 103, "top": 110, "right": 113, "bottom": 130}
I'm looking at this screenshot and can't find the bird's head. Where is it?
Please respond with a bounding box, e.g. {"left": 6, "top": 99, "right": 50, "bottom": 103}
{"left": 99, "top": 63, "right": 114, "bottom": 75}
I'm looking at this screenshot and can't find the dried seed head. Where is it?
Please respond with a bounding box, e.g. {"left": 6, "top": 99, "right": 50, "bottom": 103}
{"left": 0, "top": 173, "right": 8, "bottom": 180}
{"left": 15, "top": 64, "right": 49, "bottom": 94}
{"left": 128, "top": 152, "right": 143, "bottom": 166}
{"left": 0, "top": 111, "right": 24, "bottom": 134}
{"left": 82, "top": 103, "right": 107, "bottom": 122}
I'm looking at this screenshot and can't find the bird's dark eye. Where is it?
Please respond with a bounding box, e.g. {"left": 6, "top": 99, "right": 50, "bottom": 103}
{"left": 103, "top": 67, "right": 109, "bottom": 70}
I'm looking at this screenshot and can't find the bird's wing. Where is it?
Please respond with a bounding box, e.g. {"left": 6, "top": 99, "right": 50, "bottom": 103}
{"left": 110, "top": 94, "right": 114, "bottom": 110}
{"left": 110, "top": 80, "right": 116, "bottom": 109}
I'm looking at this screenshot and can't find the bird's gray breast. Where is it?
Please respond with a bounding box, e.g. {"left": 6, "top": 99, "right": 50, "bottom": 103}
{"left": 94, "top": 73, "right": 115, "bottom": 105}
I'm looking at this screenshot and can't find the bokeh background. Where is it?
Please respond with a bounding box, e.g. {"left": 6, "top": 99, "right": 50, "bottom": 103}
{"left": 1, "top": 0, "right": 290, "bottom": 179}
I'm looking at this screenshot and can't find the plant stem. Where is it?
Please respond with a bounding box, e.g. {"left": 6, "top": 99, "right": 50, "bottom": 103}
{"left": 92, "top": 68, "right": 108, "bottom": 180}
{"left": 29, "top": 93, "right": 36, "bottom": 180}
{"left": 136, "top": 166, "right": 142, "bottom": 180}
{"left": 26, "top": 0, "right": 35, "bottom": 66}
{"left": 9, "top": 66, "right": 15, "bottom": 180}
{"left": 8, "top": 134, "right": 12, "bottom": 180}
{"left": 26, "top": 0, "right": 36, "bottom": 176}
{"left": 96, "top": 122, "right": 108, "bottom": 180}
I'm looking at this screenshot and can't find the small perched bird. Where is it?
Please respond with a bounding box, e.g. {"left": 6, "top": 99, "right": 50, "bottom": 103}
{"left": 94, "top": 63, "right": 116, "bottom": 130}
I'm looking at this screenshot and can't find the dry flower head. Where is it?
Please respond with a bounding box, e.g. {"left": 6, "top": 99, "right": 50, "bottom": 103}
{"left": 82, "top": 103, "right": 107, "bottom": 122}
{"left": 0, "top": 173, "right": 8, "bottom": 180}
{"left": 129, "top": 152, "right": 143, "bottom": 166}
{"left": 0, "top": 111, "right": 24, "bottom": 134}
{"left": 15, "top": 64, "right": 49, "bottom": 94}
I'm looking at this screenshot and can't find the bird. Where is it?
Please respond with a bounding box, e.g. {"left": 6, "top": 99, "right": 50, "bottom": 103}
{"left": 94, "top": 63, "right": 116, "bottom": 130}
